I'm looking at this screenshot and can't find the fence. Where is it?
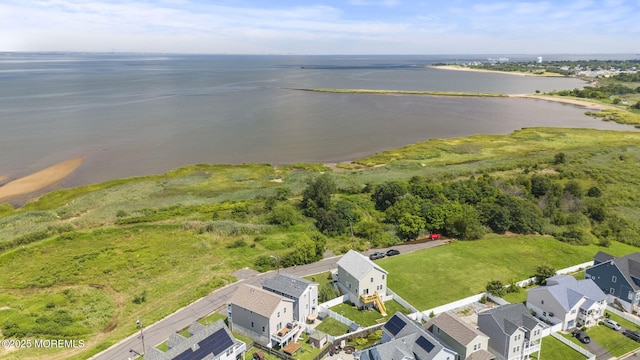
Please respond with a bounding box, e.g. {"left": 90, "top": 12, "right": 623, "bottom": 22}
{"left": 318, "top": 295, "right": 348, "bottom": 309}
{"left": 249, "top": 342, "right": 296, "bottom": 360}
{"left": 422, "top": 293, "right": 486, "bottom": 319}
{"left": 606, "top": 306, "right": 640, "bottom": 327}
{"left": 550, "top": 332, "right": 596, "bottom": 360}
{"left": 387, "top": 288, "right": 420, "bottom": 314}
{"left": 319, "top": 306, "right": 361, "bottom": 331}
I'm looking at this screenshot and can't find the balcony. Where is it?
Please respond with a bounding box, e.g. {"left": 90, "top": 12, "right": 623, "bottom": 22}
{"left": 270, "top": 321, "right": 302, "bottom": 346}
{"left": 522, "top": 340, "right": 541, "bottom": 356}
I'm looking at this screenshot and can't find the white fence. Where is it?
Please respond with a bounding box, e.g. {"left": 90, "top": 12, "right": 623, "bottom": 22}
{"left": 550, "top": 332, "right": 596, "bottom": 360}
{"left": 606, "top": 306, "right": 640, "bottom": 327}
{"left": 319, "top": 306, "right": 361, "bottom": 330}
{"left": 421, "top": 293, "right": 486, "bottom": 320}
{"left": 319, "top": 295, "right": 348, "bottom": 309}
{"left": 557, "top": 261, "right": 593, "bottom": 275}
{"left": 387, "top": 288, "right": 420, "bottom": 313}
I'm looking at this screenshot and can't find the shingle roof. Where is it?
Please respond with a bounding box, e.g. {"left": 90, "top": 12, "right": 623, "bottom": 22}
{"left": 262, "top": 273, "right": 318, "bottom": 299}
{"left": 337, "top": 250, "right": 388, "bottom": 281}
{"left": 594, "top": 251, "right": 615, "bottom": 264}
{"left": 229, "top": 284, "right": 291, "bottom": 318}
{"left": 424, "top": 312, "right": 488, "bottom": 346}
{"left": 531, "top": 275, "right": 607, "bottom": 312}
{"left": 480, "top": 304, "right": 543, "bottom": 336}
{"left": 144, "top": 320, "right": 241, "bottom": 360}
{"left": 467, "top": 349, "right": 496, "bottom": 360}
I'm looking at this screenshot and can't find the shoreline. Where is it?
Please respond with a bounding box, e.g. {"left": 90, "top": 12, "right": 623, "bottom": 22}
{"left": 509, "top": 94, "right": 618, "bottom": 111}
{"left": 431, "top": 64, "right": 567, "bottom": 77}
{"left": 0, "top": 157, "right": 84, "bottom": 203}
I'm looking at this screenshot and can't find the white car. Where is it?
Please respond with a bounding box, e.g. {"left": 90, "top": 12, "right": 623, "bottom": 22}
{"left": 602, "top": 319, "right": 621, "bottom": 331}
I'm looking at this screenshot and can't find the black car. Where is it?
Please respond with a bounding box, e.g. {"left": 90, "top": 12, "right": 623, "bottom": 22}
{"left": 572, "top": 329, "right": 591, "bottom": 344}
{"left": 369, "top": 252, "right": 386, "bottom": 260}
{"left": 623, "top": 329, "right": 640, "bottom": 342}
{"left": 386, "top": 249, "right": 400, "bottom": 256}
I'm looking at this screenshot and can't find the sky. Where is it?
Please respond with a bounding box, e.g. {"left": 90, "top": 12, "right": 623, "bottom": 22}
{"left": 2, "top": 0, "right": 639, "bottom": 55}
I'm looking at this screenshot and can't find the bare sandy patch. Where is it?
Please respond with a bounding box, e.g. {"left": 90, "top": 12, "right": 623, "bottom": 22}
{"left": 509, "top": 94, "right": 617, "bottom": 111}
{"left": 270, "top": 178, "right": 283, "bottom": 183}
{"left": 0, "top": 157, "right": 84, "bottom": 202}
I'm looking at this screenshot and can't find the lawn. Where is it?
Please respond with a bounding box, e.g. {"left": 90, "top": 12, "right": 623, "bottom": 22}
{"left": 380, "top": 236, "right": 638, "bottom": 310}
{"left": 330, "top": 300, "right": 411, "bottom": 327}
{"left": 315, "top": 317, "right": 350, "bottom": 336}
{"left": 586, "top": 325, "right": 640, "bottom": 357}
{"left": 536, "top": 335, "right": 586, "bottom": 360}
{"left": 305, "top": 271, "right": 334, "bottom": 289}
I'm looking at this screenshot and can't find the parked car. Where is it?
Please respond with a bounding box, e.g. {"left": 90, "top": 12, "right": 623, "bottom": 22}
{"left": 572, "top": 329, "right": 591, "bottom": 344}
{"left": 369, "top": 252, "right": 385, "bottom": 260}
{"left": 623, "top": 330, "right": 640, "bottom": 342}
{"left": 602, "top": 319, "right": 621, "bottom": 331}
{"left": 386, "top": 249, "right": 400, "bottom": 256}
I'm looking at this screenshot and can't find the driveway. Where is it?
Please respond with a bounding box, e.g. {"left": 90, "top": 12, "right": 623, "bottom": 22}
{"left": 90, "top": 239, "right": 448, "bottom": 360}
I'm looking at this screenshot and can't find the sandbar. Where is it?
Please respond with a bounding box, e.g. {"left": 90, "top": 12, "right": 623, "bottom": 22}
{"left": 0, "top": 157, "right": 84, "bottom": 203}
{"left": 509, "top": 94, "right": 617, "bottom": 111}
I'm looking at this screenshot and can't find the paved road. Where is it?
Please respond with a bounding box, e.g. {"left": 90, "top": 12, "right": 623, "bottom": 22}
{"left": 90, "top": 240, "right": 447, "bottom": 360}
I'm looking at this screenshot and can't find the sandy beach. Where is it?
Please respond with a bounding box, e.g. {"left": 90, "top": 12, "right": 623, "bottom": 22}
{"left": 0, "top": 157, "right": 84, "bottom": 203}
{"left": 431, "top": 65, "right": 566, "bottom": 77}
{"left": 509, "top": 94, "right": 617, "bottom": 111}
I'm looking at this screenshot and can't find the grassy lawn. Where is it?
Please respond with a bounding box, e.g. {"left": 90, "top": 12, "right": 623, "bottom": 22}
{"left": 296, "top": 333, "right": 329, "bottom": 360}
{"left": 606, "top": 312, "right": 640, "bottom": 332}
{"left": 587, "top": 325, "right": 640, "bottom": 357}
{"left": 501, "top": 289, "right": 527, "bottom": 304}
{"left": 315, "top": 317, "right": 350, "bottom": 336}
{"left": 198, "top": 312, "right": 227, "bottom": 326}
{"left": 330, "top": 300, "right": 410, "bottom": 327}
{"left": 380, "top": 236, "right": 638, "bottom": 310}
{"left": 305, "top": 271, "right": 333, "bottom": 289}
{"left": 536, "top": 335, "right": 586, "bottom": 360}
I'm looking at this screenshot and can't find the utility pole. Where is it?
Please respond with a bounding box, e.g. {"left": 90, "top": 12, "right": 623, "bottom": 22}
{"left": 136, "top": 317, "right": 146, "bottom": 356}
{"left": 270, "top": 255, "right": 280, "bottom": 273}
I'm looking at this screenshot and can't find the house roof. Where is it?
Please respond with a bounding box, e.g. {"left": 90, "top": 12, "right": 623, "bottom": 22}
{"left": 529, "top": 275, "right": 606, "bottom": 313}
{"left": 592, "top": 252, "right": 640, "bottom": 291}
{"left": 479, "top": 303, "right": 544, "bottom": 336}
{"left": 262, "top": 273, "right": 318, "bottom": 299}
{"left": 467, "top": 349, "right": 496, "bottom": 360}
{"left": 360, "top": 312, "right": 455, "bottom": 360}
{"left": 424, "top": 312, "right": 488, "bottom": 346}
{"left": 229, "top": 284, "right": 292, "bottom": 318}
{"left": 337, "top": 250, "right": 388, "bottom": 281}
{"left": 144, "top": 320, "right": 241, "bottom": 360}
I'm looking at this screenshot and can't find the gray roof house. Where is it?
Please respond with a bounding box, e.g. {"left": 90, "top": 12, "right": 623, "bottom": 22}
{"left": 228, "top": 284, "right": 297, "bottom": 348}
{"left": 355, "top": 312, "right": 458, "bottom": 360}
{"left": 144, "top": 320, "right": 246, "bottom": 360}
{"left": 526, "top": 275, "right": 607, "bottom": 330}
{"left": 425, "top": 312, "right": 494, "bottom": 360}
{"left": 585, "top": 251, "right": 640, "bottom": 313}
{"left": 337, "top": 250, "right": 388, "bottom": 311}
{"left": 477, "top": 304, "right": 547, "bottom": 360}
{"left": 262, "top": 273, "right": 319, "bottom": 323}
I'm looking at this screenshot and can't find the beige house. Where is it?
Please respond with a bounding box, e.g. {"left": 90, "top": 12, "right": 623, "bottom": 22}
{"left": 425, "top": 312, "right": 494, "bottom": 360}
{"left": 337, "top": 250, "right": 388, "bottom": 312}
{"left": 228, "top": 284, "right": 298, "bottom": 348}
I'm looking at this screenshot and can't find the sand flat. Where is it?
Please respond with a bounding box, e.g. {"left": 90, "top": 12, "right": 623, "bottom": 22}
{"left": 0, "top": 175, "right": 8, "bottom": 183}
{"left": 0, "top": 158, "right": 84, "bottom": 202}
{"left": 509, "top": 94, "right": 617, "bottom": 111}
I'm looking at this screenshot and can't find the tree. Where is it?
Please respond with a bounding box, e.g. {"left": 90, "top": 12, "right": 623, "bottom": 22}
{"left": 587, "top": 186, "right": 602, "bottom": 198}
{"left": 554, "top": 152, "right": 567, "bottom": 165}
{"left": 396, "top": 213, "right": 426, "bottom": 240}
{"left": 315, "top": 208, "right": 345, "bottom": 236}
{"left": 318, "top": 283, "right": 338, "bottom": 303}
{"left": 268, "top": 204, "right": 300, "bottom": 226}
{"left": 372, "top": 181, "right": 408, "bottom": 211}
{"left": 530, "top": 175, "right": 553, "bottom": 198}
{"left": 301, "top": 174, "right": 336, "bottom": 216}
{"left": 486, "top": 280, "right": 506, "bottom": 297}
{"left": 444, "top": 204, "right": 486, "bottom": 240}
{"left": 534, "top": 265, "right": 556, "bottom": 285}
{"left": 477, "top": 202, "right": 512, "bottom": 234}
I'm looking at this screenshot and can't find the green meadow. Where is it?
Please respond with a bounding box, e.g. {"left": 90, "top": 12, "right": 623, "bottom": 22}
{"left": 3, "top": 127, "right": 640, "bottom": 358}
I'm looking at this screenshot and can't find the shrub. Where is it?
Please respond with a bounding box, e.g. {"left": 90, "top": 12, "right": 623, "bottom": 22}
{"left": 133, "top": 290, "right": 147, "bottom": 304}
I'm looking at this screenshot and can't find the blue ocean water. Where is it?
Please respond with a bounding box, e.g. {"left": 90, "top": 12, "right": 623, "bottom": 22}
{"left": 0, "top": 53, "right": 634, "bottom": 187}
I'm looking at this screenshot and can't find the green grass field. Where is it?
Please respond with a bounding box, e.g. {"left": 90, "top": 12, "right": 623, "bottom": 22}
{"left": 380, "top": 236, "right": 638, "bottom": 310}
{"left": 537, "top": 336, "right": 586, "bottom": 360}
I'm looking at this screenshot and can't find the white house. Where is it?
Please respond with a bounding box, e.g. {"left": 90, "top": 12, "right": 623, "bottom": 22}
{"left": 262, "top": 273, "right": 318, "bottom": 323}
{"left": 228, "top": 284, "right": 298, "bottom": 348}
{"left": 526, "top": 275, "right": 607, "bottom": 330}
{"left": 144, "top": 320, "right": 246, "bottom": 360}
{"left": 337, "top": 250, "right": 388, "bottom": 313}
{"left": 425, "top": 312, "right": 494, "bottom": 360}
{"left": 477, "top": 304, "right": 548, "bottom": 360}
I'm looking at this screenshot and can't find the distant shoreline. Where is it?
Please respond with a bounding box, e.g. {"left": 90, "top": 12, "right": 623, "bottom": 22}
{"left": 431, "top": 64, "right": 567, "bottom": 77}
{"left": 0, "top": 157, "right": 84, "bottom": 203}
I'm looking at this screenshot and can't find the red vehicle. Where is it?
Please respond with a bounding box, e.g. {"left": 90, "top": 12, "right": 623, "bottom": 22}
{"left": 428, "top": 233, "right": 440, "bottom": 240}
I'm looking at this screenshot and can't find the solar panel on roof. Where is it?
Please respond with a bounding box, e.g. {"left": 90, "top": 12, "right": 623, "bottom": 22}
{"left": 173, "top": 328, "right": 234, "bottom": 360}
{"left": 384, "top": 315, "right": 406, "bottom": 336}
{"left": 416, "top": 335, "right": 435, "bottom": 353}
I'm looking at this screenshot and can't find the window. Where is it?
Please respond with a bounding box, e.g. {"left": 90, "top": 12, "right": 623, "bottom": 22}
{"left": 571, "top": 309, "right": 576, "bottom": 314}
{"left": 306, "top": 304, "right": 308, "bottom": 309}
{"left": 610, "top": 288, "right": 616, "bottom": 295}
{"left": 284, "top": 308, "right": 286, "bottom": 313}
{"left": 278, "top": 312, "right": 280, "bottom": 318}
{"left": 382, "top": 274, "right": 385, "bottom": 280}
{"left": 371, "top": 277, "right": 374, "bottom": 283}
{"left": 347, "top": 282, "right": 352, "bottom": 289}
{"left": 541, "top": 300, "right": 544, "bottom": 304}
{"left": 262, "top": 326, "right": 265, "bottom": 332}
{"left": 277, "top": 322, "right": 282, "bottom": 330}
{"left": 251, "top": 322, "right": 254, "bottom": 328}
{"left": 613, "top": 275, "right": 617, "bottom": 283}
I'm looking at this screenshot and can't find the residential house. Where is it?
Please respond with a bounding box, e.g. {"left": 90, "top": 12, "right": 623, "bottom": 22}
{"left": 337, "top": 250, "right": 388, "bottom": 312}
{"left": 477, "top": 303, "right": 547, "bottom": 360}
{"left": 425, "top": 312, "right": 494, "bottom": 360}
{"left": 262, "top": 273, "right": 319, "bottom": 323}
{"left": 228, "top": 284, "right": 298, "bottom": 347}
{"left": 585, "top": 251, "right": 640, "bottom": 313}
{"left": 526, "top": 275, "right": 607, "bottom": 330}
{"left": 144, "top": 320, "right": 246, "bottom": 360}
{"left": 355, "top": 312, "right": 458, "bottom": 360}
